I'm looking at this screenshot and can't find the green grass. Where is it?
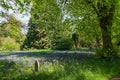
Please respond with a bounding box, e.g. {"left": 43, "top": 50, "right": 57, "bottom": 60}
{"left": 0, "top": 49, "right": 55, "bottom": 54}
{"left": 0, "top": 56, "right": 120, "bottom": 80}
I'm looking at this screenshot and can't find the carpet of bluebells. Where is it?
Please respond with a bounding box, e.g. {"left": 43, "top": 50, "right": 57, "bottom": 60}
{"left": 0, "top": 51, "right": 120, "bottom": 80}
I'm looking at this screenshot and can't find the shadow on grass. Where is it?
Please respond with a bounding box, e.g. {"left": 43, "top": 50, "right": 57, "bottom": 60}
{"left": 0, "top": 50, "right": 94, "bottom": 61}
{"left": 0, "top": 51, "right": 120, "bottom": 80}
{"left": 12, "top": 58, "right": 120, "bottom": 80}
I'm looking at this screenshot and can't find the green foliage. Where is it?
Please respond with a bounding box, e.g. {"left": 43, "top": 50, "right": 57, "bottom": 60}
{"left": 22, "top": 26, "right": 50, "bottom": 49}
{"left": 63, "top": 0, "right": 119, "bottom": 57}
{"left": 0, "top": 37, "right": 20, "bottom": 51}
{"left": 96, "top": 48, "right": 118, "bottom": 59}
{"left": 72, "top": 33, "right": 79, "bottom": 41}
{"left": 51, "top": 37, "right": 73, "bottom": 50}
{"left": 0, "top": 15, "right": 23, "bottom": 51}
{"left": 22, "top": 0, "right": 62, "bottom": 50}
{"left": 50, "top": 20, "right": 73, "bottom": 50}
{"left": 0, "top": 0, "right": 120, "bottom": 59}
{"left": 0, "top": 0, "right": 31, "bottom": 13}
{"left": 0, "top": 15, "right": 22, "bottom": 43}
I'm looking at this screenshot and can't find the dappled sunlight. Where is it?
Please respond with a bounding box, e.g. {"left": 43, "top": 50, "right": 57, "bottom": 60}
{"left": 0, "top": 0, "right": 120, "bottom": 80}
{"left": 0, "top": 51, "right": 120, "bottom": 80}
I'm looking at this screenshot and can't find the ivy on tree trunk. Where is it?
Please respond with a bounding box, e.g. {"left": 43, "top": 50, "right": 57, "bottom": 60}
{"left": 88, "top": 0, "right": 118, "bottom": 58}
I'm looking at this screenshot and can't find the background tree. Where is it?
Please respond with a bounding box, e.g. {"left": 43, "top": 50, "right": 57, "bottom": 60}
{"left": 51, "top": 20, "right": 73, "bottom": 50}
{"left": 22, "top": 0, "right": 63, "bottom": 49}
{"left": 59, "top": 0, "right": 119, "bottom": 58}
{"left": 87, "top": 0, "right": 118, "bottom": 58}
{"left": 0, "top": 15, "right": 23, "bottom": 51}
{"left": 1, "top": 0, "right": 120, "bottom": 56}
{"left": 0, "top": 15, "right": 22, "bottom": 43}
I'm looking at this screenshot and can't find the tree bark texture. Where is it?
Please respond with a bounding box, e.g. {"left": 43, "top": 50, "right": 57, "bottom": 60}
{"left": 97, "top": 1, "right": 117, "bottom": 58}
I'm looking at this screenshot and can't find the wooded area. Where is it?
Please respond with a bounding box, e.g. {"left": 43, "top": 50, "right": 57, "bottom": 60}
{"left": 0, "top": 0, "right": 120, "bottom": 80}
{"left": 0, "top": 0, "right": 120, "bottom": 58}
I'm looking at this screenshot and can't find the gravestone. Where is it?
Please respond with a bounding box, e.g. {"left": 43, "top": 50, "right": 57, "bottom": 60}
{"left": 35, "top": 59, "right": 39, "bottom": 72}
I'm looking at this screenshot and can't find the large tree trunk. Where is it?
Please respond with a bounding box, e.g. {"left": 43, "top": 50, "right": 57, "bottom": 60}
{"left": 98, "top": 1, "right": 117, "bottom": 58}
{"left": 99, "top": 18, "right": 116, "bottom": 58}
{"left": 87, "top": 0, "right": 118, "bottom": 58}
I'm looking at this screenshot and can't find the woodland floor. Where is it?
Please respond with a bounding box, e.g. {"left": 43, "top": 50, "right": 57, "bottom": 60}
{"left": 0, "top": 51, "right": 120, "bottom": 80}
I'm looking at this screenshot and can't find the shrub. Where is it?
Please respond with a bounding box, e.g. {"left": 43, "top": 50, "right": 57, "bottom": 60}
{"left": 0, "top": 37, "right": 20, "bottom": 51}
{"left": 51, "top": 37, "right": 74, "bottom": 50}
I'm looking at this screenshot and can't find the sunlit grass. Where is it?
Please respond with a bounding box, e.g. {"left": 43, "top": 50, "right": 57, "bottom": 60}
{"left": 0, "top": 49, "right": 55, "bottom": 55}
{"left": 0, "top": 55, "right": 120, "bottom": 80}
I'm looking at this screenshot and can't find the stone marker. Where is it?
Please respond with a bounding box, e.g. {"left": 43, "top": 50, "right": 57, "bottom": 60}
{"left": 35, "top": 59, "right": 39, "bottom": 72}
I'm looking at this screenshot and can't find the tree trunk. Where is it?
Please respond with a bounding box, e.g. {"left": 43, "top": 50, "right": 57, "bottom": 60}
{"left": 98, "top": 8, "right": 117, "bottom": 58}
{"left": 73, "top": 39, "right": 78, "bottom": 49}
{"left": 100, "top": 22, "right": 114, "bottom": 58}
{"left": 88, "top": 0, "right": 118, "bottom": 58}
{"left": 72, "top": 33, "right": 79, "bottom": 49}
{"left": 94, "top": 0, "right": 118, "bottom": 58}
{"left": 95, "top": 37, "right": 100, "bottom": 49}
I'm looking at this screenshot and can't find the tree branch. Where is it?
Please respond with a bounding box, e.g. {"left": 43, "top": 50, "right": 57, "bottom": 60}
{"left": 87, "top": 0, "right": 99, "bottom": 17}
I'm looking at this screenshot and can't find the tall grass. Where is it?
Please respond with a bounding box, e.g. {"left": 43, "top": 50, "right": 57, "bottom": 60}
{"left": 0, "top": 55, "right": 120, "bottom": 80}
